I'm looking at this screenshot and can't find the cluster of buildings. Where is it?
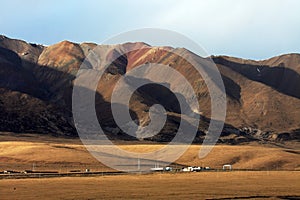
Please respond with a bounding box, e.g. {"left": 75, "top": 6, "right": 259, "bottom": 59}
{"left": 150, "top": 164, "right": 232, "bottom": 172}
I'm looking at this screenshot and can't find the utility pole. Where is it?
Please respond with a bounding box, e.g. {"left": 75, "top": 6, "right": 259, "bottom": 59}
{"left": 138, "top": 158, "right": 140, "bottom": 171}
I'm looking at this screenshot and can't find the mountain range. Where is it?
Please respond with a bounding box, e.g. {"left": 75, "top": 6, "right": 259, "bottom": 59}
{"left": 0, "top": 35, "right": 299, "bottom": 144}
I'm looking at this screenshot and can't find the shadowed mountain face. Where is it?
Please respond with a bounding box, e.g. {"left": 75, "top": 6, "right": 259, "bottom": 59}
{"left": 0, "top": 35, "right": 299, "bottom": 143}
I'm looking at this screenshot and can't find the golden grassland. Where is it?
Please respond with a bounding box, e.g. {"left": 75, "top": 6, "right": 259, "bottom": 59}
{"left": 0, "top": 133, "right": 299, "bottom": 172}
{"left": 0, "top": 133, "right": 299, "bottom": 199}
{"left": 0, "top": 171, "right": 299, "bottom": 199}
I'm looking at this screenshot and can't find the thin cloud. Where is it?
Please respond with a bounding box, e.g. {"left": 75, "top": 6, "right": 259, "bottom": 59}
{"left": 1, "top": 0, "right": 299, "bottom": 59}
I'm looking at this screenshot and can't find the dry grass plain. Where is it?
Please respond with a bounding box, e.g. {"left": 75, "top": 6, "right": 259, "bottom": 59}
{"left": 0, "top": 132, "right": 299, "bottom": 199}
{"left": 0, "top": 132, "right": 299, "bottom": 172}
{"left": 0, "top": 171, "right": 299, "bottom": 199}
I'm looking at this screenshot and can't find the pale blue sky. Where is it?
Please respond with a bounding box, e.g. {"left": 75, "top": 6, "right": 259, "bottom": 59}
{"left": 1, "top": 0, "right": 299, "bottom": 59}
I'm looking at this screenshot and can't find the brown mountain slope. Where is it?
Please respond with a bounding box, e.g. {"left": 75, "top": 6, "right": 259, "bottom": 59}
{"left": 212, "top": 55, "right": 300, "bottom": 141}
{"left": 0, "top": 35, "right": 299, "bottom": 143}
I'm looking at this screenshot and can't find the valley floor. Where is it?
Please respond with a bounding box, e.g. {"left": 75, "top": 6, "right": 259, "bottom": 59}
{"left": 0, "top": 132, "right": 299, "bottom": 199}
{"left": 0, "top": 171, "right": 299, "bottom": 199}
{"left": 0, "top": 132, "right": 299, "bottom": 172}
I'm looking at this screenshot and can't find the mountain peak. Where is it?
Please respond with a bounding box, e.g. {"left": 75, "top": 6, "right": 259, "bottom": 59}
{"left": 0, "top": 35, "right": 299, "bottom": 143}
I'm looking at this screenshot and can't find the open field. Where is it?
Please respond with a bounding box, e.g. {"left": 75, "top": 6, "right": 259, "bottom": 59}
{"left": 0, "top": 171, "right": 299, "bottom": 199}
{"left": 0, "top": 132, "right": 299, "bottom": 172}
{"left": 0, "top": 133, "right": 299, "bottom": 199}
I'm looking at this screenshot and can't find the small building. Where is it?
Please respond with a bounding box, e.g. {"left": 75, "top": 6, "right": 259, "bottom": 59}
{"left": 164, "top": 167, "right": 172, "bottom": 171}
{"left": 182, "top": 167, "right": 193, "bottom": 172}
{"left": 3, "top": 170, "right": 19, "bottom": 174}
{"left": 182, "top": 166, "right": 201, "bottom": 172}
{"left": 223, "top": 164, "right": 232, "bottom": 170}
{"left": 150, "top": 163, "right": 164, "bottom": 172}
{"left": 150, "top": 167, "right": 164, "bottom": 171}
